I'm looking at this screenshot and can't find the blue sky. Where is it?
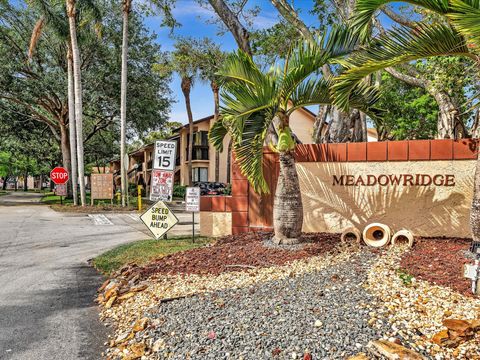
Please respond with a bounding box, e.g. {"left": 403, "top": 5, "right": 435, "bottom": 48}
{"left": 143, "top": 0, "right": 320, "bottom": 124}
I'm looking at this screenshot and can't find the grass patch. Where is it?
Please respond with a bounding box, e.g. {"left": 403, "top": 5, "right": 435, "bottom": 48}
{"left": 41, "top": 192, "right": 142, "bottom": 208}
{"left": 93, "top": 236, "right": 211, "bottom": 275}
{"left": 0, "top": 190, "right": 7, "bottom": 196}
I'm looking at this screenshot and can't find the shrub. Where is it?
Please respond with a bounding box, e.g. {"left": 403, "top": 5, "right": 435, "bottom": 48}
{"left": 173, "top": 184, "right": 186, "bottom": 199}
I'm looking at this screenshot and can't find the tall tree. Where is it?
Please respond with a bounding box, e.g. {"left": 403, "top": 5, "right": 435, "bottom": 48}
{"left": 169, "top": 38, "right": 202, "bottom": 185}
{"left": 66, "top": 0, "right": 86, "bottom": 205}
{"left": 120, "top": 0, "right": 132, "bottom": 207}
{"left": 196, "top": 39, "right": 226, "bottom": 181}
{"left": 210, "top": 30, "right": 382, "bottom": 244}
{"left": 332, "top": 0, "right": 480, "bottom": 246}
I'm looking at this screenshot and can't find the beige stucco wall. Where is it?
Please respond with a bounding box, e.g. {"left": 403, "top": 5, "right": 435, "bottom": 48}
{"left": 290, "top": 108, "right": 315, "bottom": 144}
{"left": 200, "top": 212, "right": 232, "bottom": 237}
{"left": 297, "top": 160, "right": 475, "bottom": 237}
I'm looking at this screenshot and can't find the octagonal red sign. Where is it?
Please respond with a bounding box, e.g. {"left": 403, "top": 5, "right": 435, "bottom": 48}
{"left": 50, "top": 167, "right": 69, "bottom": 185}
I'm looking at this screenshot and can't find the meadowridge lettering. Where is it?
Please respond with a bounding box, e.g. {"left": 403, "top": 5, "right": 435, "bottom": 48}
{"left": 332, "top": 174, "right": 455, "bottom": 187}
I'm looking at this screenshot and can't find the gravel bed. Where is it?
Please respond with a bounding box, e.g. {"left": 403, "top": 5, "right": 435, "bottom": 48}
{"left": 142, "top": 250, "right": 388, "bottom": 359}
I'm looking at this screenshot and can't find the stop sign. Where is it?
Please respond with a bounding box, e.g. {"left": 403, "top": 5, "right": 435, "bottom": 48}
{"left": 50, "top": 167, "right": 69, "bottom": 185}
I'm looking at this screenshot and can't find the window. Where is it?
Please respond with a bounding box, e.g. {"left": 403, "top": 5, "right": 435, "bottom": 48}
{"left": 186, "top": 131, "right": 209, "bottom": 160}
{"left": 192, "top": 167, "right": 208, "bottom": 182}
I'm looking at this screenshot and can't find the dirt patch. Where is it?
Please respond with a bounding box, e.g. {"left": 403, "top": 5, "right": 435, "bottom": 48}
{"left": 139, "top": 232, "right": 342, "bottom": 279}
{"left": 400, "top": 237, "right": 474, "bottom": 297}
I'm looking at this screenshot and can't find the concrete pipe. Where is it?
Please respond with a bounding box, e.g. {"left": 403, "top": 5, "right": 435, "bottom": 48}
{"left": 340, "top": 227, "right": 362, "bottom": 243}
{"left": 391, "top": 229, "right": 414, "bottom": 248}
{"left": 362, "top": 223, "right": 391, "bottom": 248}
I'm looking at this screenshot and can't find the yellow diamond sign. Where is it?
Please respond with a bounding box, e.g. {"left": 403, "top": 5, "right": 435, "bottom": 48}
{"left": 140, "top": 201, "right": 179, "bottom": 239}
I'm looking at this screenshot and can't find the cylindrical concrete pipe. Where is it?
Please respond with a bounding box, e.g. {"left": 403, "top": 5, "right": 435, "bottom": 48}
{"left": 362, "top": 223, "right": 391, "bottom": 247}
{"left": 391, "top": 229, "right": 414, "bottom": 248}
{"left": 340, "top": 227, "right": 362, "bottom": 243}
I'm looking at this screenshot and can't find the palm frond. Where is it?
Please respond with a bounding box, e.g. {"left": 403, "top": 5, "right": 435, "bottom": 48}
{"left": 334, "top": 23, "right": 472, "bottom": 110}
{"left": 350, "top": 0, "right": 450, "bottom": 38}
{"left": 28, "top": 16, "right": 44, "bottom": 59}
{"left": 229, "top": 111, "right": 271, "bottom": 194}
{"left": 448, "top": 0, "right": 480, "bottom": 47}
{"left": 288, "top": 77, "right": 332, "bottom": 113}
{"left": 209, "top": 116, "right": 229, "bottom": 152}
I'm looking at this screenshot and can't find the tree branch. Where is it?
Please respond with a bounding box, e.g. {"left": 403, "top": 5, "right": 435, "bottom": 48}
{"left": 381, "top": 6, "right": 418, "bottom": 29}
{"left": 207, "top": 0, "right": 252, "bottom": 55}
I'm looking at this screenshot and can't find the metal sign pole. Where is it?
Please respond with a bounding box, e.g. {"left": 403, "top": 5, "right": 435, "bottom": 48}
{"left": 192, "top": 212, "right": 195, "bottom": 243}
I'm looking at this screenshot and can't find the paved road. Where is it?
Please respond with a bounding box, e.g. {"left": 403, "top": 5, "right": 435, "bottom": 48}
{"left": 0, "top": 192, "right": 153, "bottom": 360}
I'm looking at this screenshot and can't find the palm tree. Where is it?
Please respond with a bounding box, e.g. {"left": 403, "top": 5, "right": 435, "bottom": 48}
{"left": 210, "top": 29, "right": 382, "bottom": 244}
{"left": 197, "top": 39, "right": 226, "bottom": 181}
{"left": 120, "top": 0, "right": 132, "bottom": 207}
{"left": 66, "top": 0, "right": 86, "bottom": 206}
{"left": 172, "top": 39, "right": 201, "bottom": 186}
{"left": 332, "top": 0, "right": 480, "bottom": 241}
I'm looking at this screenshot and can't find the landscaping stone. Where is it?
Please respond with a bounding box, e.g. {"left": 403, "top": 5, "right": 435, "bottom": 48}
{"left": 133, "top": 251, "right": 389, "bottom": 359}
{"left": 367, "top": 340, "right": 425, "bottom": 359}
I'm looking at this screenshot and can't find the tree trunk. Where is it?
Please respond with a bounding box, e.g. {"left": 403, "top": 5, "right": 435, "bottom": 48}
{"left": 432, "top": 89, "right": 467, "bottom": 139}
{"left": 23, "top": 172, "right": 28, "bottom": 191}
{"left": 67, "top": 46, "right": 78, "bottom": 205}
{"left": 59, "top": 122, "right": 72, "bottom": 182}
{"left": 324, "top": 109, "right": 351, "bottom": 143}
{"left": 207, "top": 0, "right": 252, "bottom": 55}
{"left": 120, "top": 1, "right": 130, "bottom": 207}
{"left": 67, "top": 0, "right": 86, "bottom": 206}
{"left": 181, "top": 78, "right": 194, "bottom": 186}
{"left": 2, "top": 176, "right": 8, "bottom": 190}
{"left": 352, "top": 110, "right": 368, "bottom": 142}
{"left": 272, "top": 151, "right": 303, "bottom": 245}
{"left": 312, "top": 105, "right": 330, "bottom": 143}
{"left": 212, "top": 82, "right": 220, "bottom": 182}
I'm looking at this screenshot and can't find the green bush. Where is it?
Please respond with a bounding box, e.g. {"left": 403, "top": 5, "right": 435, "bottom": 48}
{"left": 222, "top": 184, "right": 232, "bottom": 195}
{"left": 173, "top": 184, "right": 186, "bottom": 199}
{"left": 129, "top": 183, "right": 146, "bottom": 197}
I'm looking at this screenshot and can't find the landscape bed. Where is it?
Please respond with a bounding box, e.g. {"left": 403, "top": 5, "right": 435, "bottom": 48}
{"left": 96, "top": 233, "right": 480, "bottom": 360}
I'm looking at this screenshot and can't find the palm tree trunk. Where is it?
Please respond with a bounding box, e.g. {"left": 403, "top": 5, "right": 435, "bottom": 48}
{"left": 67, "top": 46, "right": 78, "bottom": 205}
{"left": 273, "top": 151, "right": 303, "bottom": 244}
{"left": 212, "top": 81, "right": 220, "bottom": 181}
{"left": 181, "top": 78, "right": 193, "bottom": 186}
{"left": 59, "top": 121, "right": 72, "bottom": 184}
{"left": 67, "top": 0, "right": 86, "bottom": 206}
{"left": 120, "top": 0, "right": 131, "bottom": 207}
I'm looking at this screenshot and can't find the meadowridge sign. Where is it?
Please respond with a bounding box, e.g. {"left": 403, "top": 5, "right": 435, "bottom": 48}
{"left": 332, "top": 174, "right": 456, "bottom": 187}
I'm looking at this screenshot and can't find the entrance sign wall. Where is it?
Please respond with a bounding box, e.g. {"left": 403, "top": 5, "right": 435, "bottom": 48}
{"left": 199, "top": 139, "right": 478, "bottom": 238}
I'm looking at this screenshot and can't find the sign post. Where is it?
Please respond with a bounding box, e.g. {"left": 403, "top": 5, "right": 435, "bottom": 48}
{"left": 50, "top": 167, "right": 69, "bottom": 204}
{"left": 140, "top": 200, "right": 179, "bottom": 239}
{"left": 185, "top": 187, "right": 200, "bottom": 243}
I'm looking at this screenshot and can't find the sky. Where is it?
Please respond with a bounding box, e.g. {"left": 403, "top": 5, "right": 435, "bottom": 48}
{"left": 142, "top": 0, "right": 320, "bottom": 125}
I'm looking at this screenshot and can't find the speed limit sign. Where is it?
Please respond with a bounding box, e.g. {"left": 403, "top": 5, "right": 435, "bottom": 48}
{"left": 153, "top": 140, "right": 177, "bottom": 171}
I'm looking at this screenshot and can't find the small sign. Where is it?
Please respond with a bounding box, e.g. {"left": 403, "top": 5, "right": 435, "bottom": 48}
{"left": 185, "top": 187, "right": 200, "bottom": 212}
{"left": 54, "top": 184, "right": 67, "bottom": 196}
{"left": 150, "top": 169, "right": 174, "bottom": 202}
{"left": 50, "top": 167, "right": 69, "bottom": 185}
{"left": 140, "top": 200, "right": 179, "bottom": 239}
{"left": 91, "top": 174, "right": 114, "bottom": 200}
{"left": 153, "top": 140, "right": 177, "bottom": 171}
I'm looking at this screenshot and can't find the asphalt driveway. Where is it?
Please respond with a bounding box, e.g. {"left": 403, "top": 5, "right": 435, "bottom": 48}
{"left": 0, "top": 192, "right": 147, "bottom": 359}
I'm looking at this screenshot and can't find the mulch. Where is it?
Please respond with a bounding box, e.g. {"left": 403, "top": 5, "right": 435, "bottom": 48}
{"left": 400, "top": 237, "right": 474, "bottom": 297}
{"left": 139, "top": 231, "right": 342, "bottom": 279}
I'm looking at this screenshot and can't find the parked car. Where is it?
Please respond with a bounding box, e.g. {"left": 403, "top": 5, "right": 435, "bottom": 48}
{"left": 193, "top": 182, "right": 228, "bottom": 196}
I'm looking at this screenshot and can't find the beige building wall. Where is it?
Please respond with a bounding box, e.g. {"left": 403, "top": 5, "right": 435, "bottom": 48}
{"left": 289, "top": 108, "right": 315, "bottom": 144}
{"left": 297, "top": 160, "right": 475, "bottom": 237}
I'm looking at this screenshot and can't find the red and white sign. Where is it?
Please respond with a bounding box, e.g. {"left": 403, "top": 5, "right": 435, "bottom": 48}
{"left": 50, "top": 167, "right": 69, "bottom": 185}
{"left": 150, "top": 169, "right": 173, "bottom": 202}
{"left": 54, "top": 184, "right": 67, "bottom": 196}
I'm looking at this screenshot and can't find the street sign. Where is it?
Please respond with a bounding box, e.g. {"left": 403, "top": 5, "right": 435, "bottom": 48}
{"left": 54, "top": 184, "right": 67, "bottom": 196}
{"left": 150, "top": 169, "right": 173, "bottom": 202}
{"left": 50, "top": 167, "right": 69, "bottom": 185}
{"left": 186, "top": 187, "right": 200, "bottom": 212}
{"left": 153, "top": 140, "right": 177, "bottom": 171}
{"left": 140, "top": 200, "right": 179, "bottom": 239}
{"left": 91, "top": 174, "right": 114, "bottom": 205}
